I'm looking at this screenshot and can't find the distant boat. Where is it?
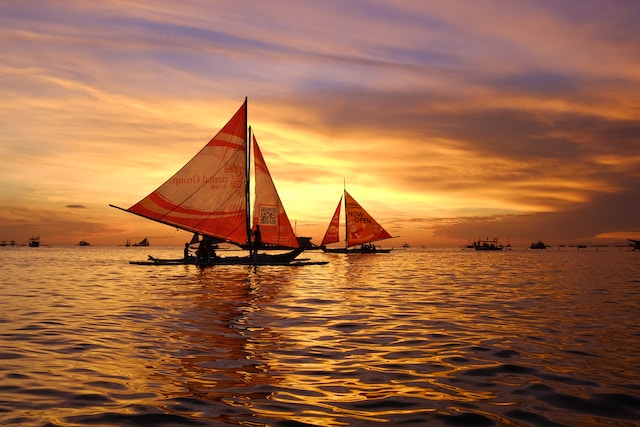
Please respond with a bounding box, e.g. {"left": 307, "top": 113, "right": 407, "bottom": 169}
{"left": 28, "top": 236, "right": 40, "bottom": 247}
{"left": 321, "top": 190, "right": 394, "bottom": 254}
{"left": 471, "top": 237, "right": 503, "bottom": 251}
{"left": 628, "top": 239, "right": 640, "bottom": 250}
{"left": 132, "top": 237, "right": 150, "bottom": 247}
{"left": 402, "top": 243, "right": 410, "bottom": 248}
{"left": 530, "top": 241, "right": 548, "bottom": 249}
{"left": 78, "top": 240, "right": 90, "bottom": 246}
{"left": 111, "top": 99, "right": 318, "bottom": 266}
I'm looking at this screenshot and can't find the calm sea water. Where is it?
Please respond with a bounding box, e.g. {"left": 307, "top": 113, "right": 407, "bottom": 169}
{"left": 1, "top": 246, "right": 639, "bottom": 426}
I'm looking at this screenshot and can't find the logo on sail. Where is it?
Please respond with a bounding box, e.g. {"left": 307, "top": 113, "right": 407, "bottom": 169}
{"left": 225, "top": 164, "right": 244, "bottom": 190}
{"left": 171, "top": 174, "right": 231, "bottom": 189}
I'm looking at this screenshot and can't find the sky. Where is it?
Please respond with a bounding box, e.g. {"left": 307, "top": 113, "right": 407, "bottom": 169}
{"left": 1, "top": 0, "right": 640, "bottom": 247}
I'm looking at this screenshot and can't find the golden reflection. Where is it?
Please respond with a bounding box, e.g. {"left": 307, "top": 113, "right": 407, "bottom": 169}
{"left": 230, "top": 253, "right": 500, "bottom": 423}
{"left": 2, "top": 247, "right": 637, "bottom": 425}
{"left": 143, "top": 268, "right": 265, "bottom": 397}
{"left": 136, "top": 264, "right": 321, "bottom": 423}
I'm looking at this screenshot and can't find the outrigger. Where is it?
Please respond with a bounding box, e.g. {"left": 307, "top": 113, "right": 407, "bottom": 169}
{"left": 111, "top": 99, "right": 326, "bottom": 267}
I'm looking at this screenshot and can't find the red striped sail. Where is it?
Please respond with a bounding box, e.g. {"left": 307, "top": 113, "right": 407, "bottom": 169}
{"left": 344, "top": 191, "right": 392, "bottom": 246}
{"left": 252, "top": 134, "right": 299, "bottom": 248}
{"left": 320, "top": 196, "right": 342, "bottom": 246}
{"left": 126, "top": 101, "right": 248, "bottom": 245}
{"left": 321, "top": 190, "right": 392, "bottom": 248}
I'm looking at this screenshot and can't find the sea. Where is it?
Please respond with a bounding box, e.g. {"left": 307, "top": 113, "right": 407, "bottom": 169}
{"left": 1, "top": 245, "right": 639, "bottom": 427}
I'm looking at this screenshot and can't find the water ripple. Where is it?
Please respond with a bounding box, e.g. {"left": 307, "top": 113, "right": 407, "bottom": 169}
{"left": 0, "top": 247, "right": 639, "bottom": 426}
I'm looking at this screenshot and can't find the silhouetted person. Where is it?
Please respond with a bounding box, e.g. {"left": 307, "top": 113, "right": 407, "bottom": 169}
{"left": 252, "top": 225, "right": 262, "bottom": 263}
{"left": 195, "top": 237, "right": 216, "bottom": 265}
{"left": 196, "top": 241, "right": 207, "bottom": 265}
{"left": 183, "top": 242, "right": 197, "bottom": 263}
{"left": 183, "top": 242, "right": 190, "bottom": 259}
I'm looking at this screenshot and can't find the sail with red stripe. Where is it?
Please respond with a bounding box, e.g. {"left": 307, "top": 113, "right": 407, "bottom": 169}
{"left": 320, "top": 196, "right": 342, "bottom": 246}
{"left": 125, "top": 101, "right": 249, "bottom": 246}
{"left": 344, "top": 191, "right": 392, "bottom": 246}
{"left": 321, "top": 190, "right": 392, "bottom": 248}
{"left": 252, "top": 134, "right": 299, "bottom": 248}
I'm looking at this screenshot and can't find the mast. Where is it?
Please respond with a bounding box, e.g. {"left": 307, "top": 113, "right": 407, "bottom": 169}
{"left": 343, "top": 178, "right": 348, "bottom": 248}
{"left": 245, "top": 97, "right": 252, "bottom": 249}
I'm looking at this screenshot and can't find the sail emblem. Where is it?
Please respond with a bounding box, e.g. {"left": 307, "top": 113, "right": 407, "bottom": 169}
{"left": 225, "top": 164, "right": 244, "bottom": 190}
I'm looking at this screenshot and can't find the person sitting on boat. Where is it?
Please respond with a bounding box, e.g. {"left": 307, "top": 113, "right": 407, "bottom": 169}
{"left": 183, "top": 242, "right": 196, "bottom": 262}
{"left": 195, "top": 237, "right": 217, "bottom": 265}
{"left": 195, "top": 242, "right": 207, "bottom": 265}
{"left": 361, "top": 242, "right": 376, "bottom": 252}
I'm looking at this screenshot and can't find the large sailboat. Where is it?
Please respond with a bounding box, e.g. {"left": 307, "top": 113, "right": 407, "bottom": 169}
{"left": 111, "top": 98, "right": 311, "bottom": 266}
{"left": 321, "top": 190, "right": 394, "bottom": 253}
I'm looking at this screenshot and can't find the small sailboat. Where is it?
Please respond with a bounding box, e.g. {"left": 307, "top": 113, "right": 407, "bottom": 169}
{"left": 321, "top": 190, "right": 394, "bottom": 253}
{"left": 111, "top": 98, "right": 316, "bottom": 266}
{"left": 132, "top": 237, "right": 150, "bottom": 247}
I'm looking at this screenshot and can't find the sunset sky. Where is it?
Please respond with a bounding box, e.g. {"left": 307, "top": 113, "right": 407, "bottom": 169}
{"left": 2, "top": 1, "right": 640, "bottom": 247}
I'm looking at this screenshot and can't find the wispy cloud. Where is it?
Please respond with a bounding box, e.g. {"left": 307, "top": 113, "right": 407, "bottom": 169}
{"left": 1, "top": 0, "right": 639, "bottom": 245}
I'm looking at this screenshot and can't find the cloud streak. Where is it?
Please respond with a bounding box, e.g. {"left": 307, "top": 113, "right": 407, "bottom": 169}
{"left": 1, "top": 1, "right": 639, "bottom": 246}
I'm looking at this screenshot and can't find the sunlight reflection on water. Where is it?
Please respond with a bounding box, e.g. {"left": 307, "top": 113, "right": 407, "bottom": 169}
{"left": 1, "top": 246, "right": 639, "bottom": 426}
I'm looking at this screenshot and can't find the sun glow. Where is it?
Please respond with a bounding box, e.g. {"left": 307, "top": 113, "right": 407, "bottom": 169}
{"left": 1, "top": 2, "right": 639, "bottom": 246}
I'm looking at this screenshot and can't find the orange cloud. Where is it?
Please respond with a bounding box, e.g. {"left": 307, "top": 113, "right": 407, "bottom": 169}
{"left": 1, "top": 1, "right": 639, "bottom": 247}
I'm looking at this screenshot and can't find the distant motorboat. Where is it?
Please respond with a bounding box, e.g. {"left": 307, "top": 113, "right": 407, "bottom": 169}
{"left": 471, "top": 237, "right": 503, "bottom": 251}
{"left": 628, "top": 239, "right": 640, "bottom": 250}
{"left": 78, "top": 240, "right": 90, "bottom": 246}
{"left": 29, "top": 236, "right": 40, "bottom": 247}
{"left": 530, "top": 241, "right": 548, "bottom": 249}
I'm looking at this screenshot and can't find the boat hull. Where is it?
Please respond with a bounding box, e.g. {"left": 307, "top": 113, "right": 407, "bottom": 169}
{"left": 129, "top": 248, "right": 315, "bottom": 266}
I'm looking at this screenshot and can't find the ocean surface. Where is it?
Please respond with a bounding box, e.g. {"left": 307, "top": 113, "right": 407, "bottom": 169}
{"left": 1, "top": 246, "right": 639, "bottom": 426}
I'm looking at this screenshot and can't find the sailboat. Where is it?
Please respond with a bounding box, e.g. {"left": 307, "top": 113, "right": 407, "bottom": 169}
{"left": 321, "top": 190, "right": 394, "bottom": 253}
{"left": 111, "top": 98, "right": 315, "bottom": 266}
{"left": 132, "top": 237, "right": 150, "bottom": 247}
